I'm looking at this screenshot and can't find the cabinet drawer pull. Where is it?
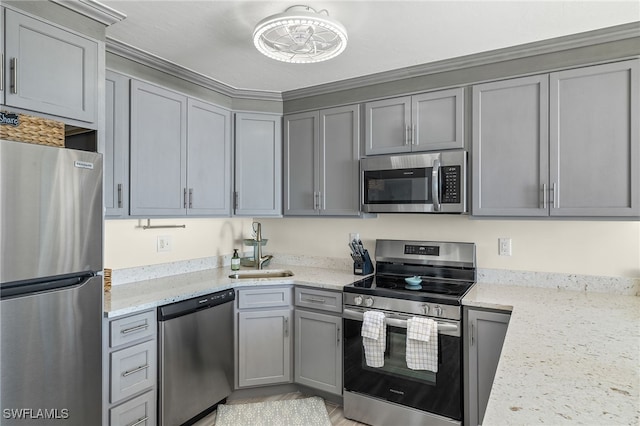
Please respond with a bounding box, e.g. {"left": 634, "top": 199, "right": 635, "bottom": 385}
{"left": 10, "top": 58, "right": 18, "bottom": 94}
{"left": 122, "top": 364, "right": 149, "bottom": 377}
{"left": 120, "top": 324, "right": 149, "bottom": 335}
{"left": 305, "top": 297, "right": 326, "bottom": 304}
{"left": 127, "top": 416, "right": 149, "bottom": 426}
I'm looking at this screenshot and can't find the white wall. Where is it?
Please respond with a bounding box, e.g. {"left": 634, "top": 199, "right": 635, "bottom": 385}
{"left": 104, "top": 215, "right": 640, "bottom": 279}
{"left": 259, "top": 215, "right": 640, "bottom": 279}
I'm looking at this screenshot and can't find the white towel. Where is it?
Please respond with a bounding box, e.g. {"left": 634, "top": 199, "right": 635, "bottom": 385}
{"left": 361, "top": 311, "right": 386, "bottom": 368}
{"left": 406, "top": 317, "right": 438, "bottom": 372}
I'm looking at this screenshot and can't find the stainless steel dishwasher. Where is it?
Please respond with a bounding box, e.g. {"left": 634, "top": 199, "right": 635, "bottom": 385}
{"left": 158, "top": 289, "right": 235, "bottom": 426}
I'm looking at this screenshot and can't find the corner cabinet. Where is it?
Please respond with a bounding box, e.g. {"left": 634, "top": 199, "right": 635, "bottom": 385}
{"left": 294, "top": 287, "right": 343, "bottom": 395}
{"left": 463, "top": 307, "right": 510, "bottom": 426}
{"left": 105, "top": 70, "right": 130, "bottom": 218}
{"left": 3, "top": 8, "right": 98, "bottom": 123}
{"left": 472, "top": 59, "right": 639, "bottom": 217}
{"left": 235, "top": 287, "right": 292, "bottom": 388}
{"left": 364, "top": 87, "right": 464, "bottom": 155}
{"left": 234, "top": 112, "right": 282, "bottom": 216}
{"left": 284, "top": 104, "right": 360, "bottom": 216}
{"left": 129, "top": 80, "right": 231, "bottom": 216}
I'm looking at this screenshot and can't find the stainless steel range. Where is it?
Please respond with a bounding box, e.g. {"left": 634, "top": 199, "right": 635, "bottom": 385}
{"left": 342, "top": 239, "right": 476, "bottom": 426}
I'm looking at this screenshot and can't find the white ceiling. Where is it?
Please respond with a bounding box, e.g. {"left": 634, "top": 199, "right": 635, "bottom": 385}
{"left": 102, "top": 1, "right": 640, "bottom": 93}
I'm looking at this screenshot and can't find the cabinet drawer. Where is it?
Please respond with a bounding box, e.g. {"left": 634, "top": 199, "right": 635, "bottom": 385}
{"left": 238, "top": 287, "right": 292, "bottom": 309}
{"left": 110, "top": 340, "right": 157, "bottom": 403}
{"left": 109, "top": 390, "right": 156, "bottom": 426}
{"left": 110, "top": 310, "right": 156, "bottom": 348}
{"left": 295, "top": 287, "right": 342, "bottom": 313}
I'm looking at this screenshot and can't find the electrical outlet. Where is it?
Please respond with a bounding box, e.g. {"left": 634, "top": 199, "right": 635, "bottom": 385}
{"left": 157, "top": 236, "right": 172, "bottom": 252}
{"left": 498, "top": 238, "right": 512, "bottom": 256}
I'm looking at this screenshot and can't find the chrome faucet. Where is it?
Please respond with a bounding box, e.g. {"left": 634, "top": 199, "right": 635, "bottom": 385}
{"left": 253, "top": 222, "right": 273, "bottom": 270}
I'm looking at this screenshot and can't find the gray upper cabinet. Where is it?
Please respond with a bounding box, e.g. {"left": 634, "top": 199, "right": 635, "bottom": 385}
{"left": 365, "top": 87, "right": 464, "bottom": 155}
{"left": 130, "top": 80, "right": 187, "bottom": 216}
{"left": 105, "top": 71, "right": 130, "bottom": 218}
{"left": 4, "top": 9, "right": 98, "bottom": 123}
{"left": 549, "top": 60, "right": 639, "bottom": 217}
{"left": 284, "top": 104, "right": 360, "bottom": 216}
{"left": 473, "top": 59, "right": 639, "bottom": 217}
{"left": 129, "top": 80, "right": 232, "bottom": 217}
{"left": 234, "top": 112, "right": 282, "bottom": 217}
{"left": 472, "top": 75, "right": 550, "bottom": 216}
{"left": 186, "top": 99, "right": 232, "bottom": 216}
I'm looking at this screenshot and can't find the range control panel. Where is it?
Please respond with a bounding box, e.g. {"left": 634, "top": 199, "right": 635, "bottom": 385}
{"left": 404, "top": 245, "right": 440, "bottom": 256}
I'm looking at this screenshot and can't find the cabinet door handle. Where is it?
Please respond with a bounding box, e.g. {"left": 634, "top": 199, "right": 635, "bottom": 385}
{"left": 183, "top": 188, "right": 187, "bottom": 208}
{"left": 469, "top": 321, "right": 475, "bottom": 347}
{"left": 127, "top": 416, "right": 149, "bottom": 426}
{"left": 284, "top": 317, "right": 289, "bottom": 337}
{"left": 233, "top": 191, "right": 238, "bottom": 210}
{"left": 117, "top": 183, "right": 123, "bottom": 208}
{"left": 337, "top": 326, "right": 341, "bottom": 345}
{"left": 0, "top": 53, "right": 4, "bottom": 92}
{"left": 412, "top": 124, "right": 416, "bottom": 145}
{"left": 10, "top": 58, "right": 18, "bottom": 94}
{"left": 189, "top": 188, "right": 193, "bottom": 209}
{"left": 404, "top": 125, "right": 410, "bottom": 145}
{"left": 120, "top": 323, "right": 149, "bottom": 335}
{"left": 542, "top": 184, "right": 547, "bottom": 210}
{"left": 122, "top": 363, "right": 149, "bottom": 377}
{"left": 551, "top": 182, "right": 557, "bottom": 208}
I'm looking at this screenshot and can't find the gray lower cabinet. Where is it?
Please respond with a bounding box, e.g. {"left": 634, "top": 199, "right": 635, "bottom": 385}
{"left": 294, "top": 287, "right": 343, "bottom": 395}
{"left": 364, "top": 87, "right": 464, "bottom": 155}
{"left": 105, "top": 70, "right": 130, "bottom": 218}
{"left": 130, "top": 80, "right": 232, "bottom": 216}
{"left": 473, "top": 59, "right": 639, "bottom": 217}
{"left": 236, "top": 287, "right": 292, "bottom": 388}
{"left": 463, "top": 308, "right": 510, "bottom": 426}
{"left": 103, "top": 309, "right": 157, "bottom": 426}
{"left": 284, "top": 105, "right": 360, "bottom": 216}
{"left": 3, "top": 8, "right": 98, "bottom": 123}
{"left": 234, "top": 112, "right": 282, "bottom": 216}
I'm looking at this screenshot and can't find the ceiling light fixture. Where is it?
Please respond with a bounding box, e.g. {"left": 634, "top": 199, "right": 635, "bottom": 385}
{"left": 253, "top": 5, "right": 348, "bottom": 64}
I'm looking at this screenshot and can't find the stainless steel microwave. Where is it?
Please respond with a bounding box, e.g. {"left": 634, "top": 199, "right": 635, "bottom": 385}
{"left": 361, "top": 150, "right": 467, "bottom": 213}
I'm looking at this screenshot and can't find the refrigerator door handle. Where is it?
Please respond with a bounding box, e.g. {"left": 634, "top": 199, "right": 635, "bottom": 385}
{"left": 0, "top": 272, "right": 95, "bottom": 299}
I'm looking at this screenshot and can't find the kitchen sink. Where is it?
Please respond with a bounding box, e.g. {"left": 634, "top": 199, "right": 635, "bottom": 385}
{"left": 228, "top": 270, "right": 294, "bottom": 279}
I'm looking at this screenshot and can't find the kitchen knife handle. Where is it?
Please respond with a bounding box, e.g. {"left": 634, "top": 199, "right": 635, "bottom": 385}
{"left": 10, "top": 57, "right": 17, "bottom": 94}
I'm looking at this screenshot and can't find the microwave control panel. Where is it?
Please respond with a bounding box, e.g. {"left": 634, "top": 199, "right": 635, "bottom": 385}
{"left": 441, "top": 166, "right": 461, "bottom": 204}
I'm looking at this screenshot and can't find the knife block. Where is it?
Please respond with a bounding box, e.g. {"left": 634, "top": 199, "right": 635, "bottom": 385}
{"left": 353, "top": 249, "right": 374, "bottom": 276}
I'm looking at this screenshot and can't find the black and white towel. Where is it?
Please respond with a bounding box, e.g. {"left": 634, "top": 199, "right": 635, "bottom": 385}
{"left": 406, "top": 316, "right": 438, "bottom": 372}
{"left": 361, "top": 311, "right": 386, "bottom": 368}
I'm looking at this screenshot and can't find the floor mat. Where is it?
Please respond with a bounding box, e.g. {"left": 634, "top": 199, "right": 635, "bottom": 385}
{"left": 215, "top": 396, "right": 332, "bottom": 426}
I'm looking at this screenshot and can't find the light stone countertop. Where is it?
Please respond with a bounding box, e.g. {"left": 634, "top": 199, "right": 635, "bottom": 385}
{"left": 465, "top": 283, "right": 640, "bottom": 426}
{"left": 105, "top": 264, "right": 640, "bottom": 425}
{"left": 104, "top": 263, "right": 361, "bottom": 318}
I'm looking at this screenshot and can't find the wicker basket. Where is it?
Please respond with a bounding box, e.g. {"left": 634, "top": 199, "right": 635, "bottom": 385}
{"left": 0, "top": 111, "right": 64, "bottom": 147}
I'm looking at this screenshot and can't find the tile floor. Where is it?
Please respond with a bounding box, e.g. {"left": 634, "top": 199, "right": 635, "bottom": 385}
{"left": 194, "top": 391, "right": 368, "bottom": 426}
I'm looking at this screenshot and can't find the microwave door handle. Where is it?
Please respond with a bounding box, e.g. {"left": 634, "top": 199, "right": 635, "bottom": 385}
{"left": 432, "top": 159, "right": 441, "bottom": 212}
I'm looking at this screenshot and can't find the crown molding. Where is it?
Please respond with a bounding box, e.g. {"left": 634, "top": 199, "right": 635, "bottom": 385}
{"left": 282, "top": 21, "right": 640, "bottom": 101}
{"left": 50, "top": 0, "right": 126, "bottom": 26}
{"left": 106, "top": 37, "right": 283, "bottom": 102}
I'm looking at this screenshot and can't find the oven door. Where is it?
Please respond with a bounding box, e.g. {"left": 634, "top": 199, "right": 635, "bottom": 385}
{"left": 343, "top": 308, "right": 462, "bottom": 421}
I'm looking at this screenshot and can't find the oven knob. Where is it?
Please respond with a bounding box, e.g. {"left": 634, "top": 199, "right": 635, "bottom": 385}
{"left": 422, "top": 305, "right": 430, "bottom": 315}
{"left": 364, "top": 297, "right": 374, "bottom": 307}
{"left": 353, "top": 295, "right": 363, "bottom": 306}
{"left": 433, "top": 305, "right": 443, "bottom": 317}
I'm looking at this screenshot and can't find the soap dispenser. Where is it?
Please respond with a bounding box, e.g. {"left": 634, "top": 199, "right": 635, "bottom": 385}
{"left": 231, "top": 249, "right": 240, "bottom": 271}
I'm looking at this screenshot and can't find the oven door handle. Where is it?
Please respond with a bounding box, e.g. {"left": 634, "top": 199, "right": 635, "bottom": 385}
{"left": 343, "top": 309, "right": 460, "bottom": 337}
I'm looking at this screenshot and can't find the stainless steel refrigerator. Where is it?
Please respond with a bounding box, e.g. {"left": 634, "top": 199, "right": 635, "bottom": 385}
{"left": 0, "top": 139, "right": 103, "bottom": 425}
